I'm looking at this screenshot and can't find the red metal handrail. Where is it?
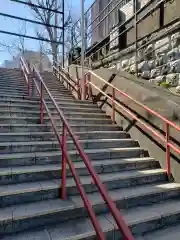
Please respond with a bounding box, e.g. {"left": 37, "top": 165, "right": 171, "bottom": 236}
{"left": 53, "top": 63, "right": 90, "bottom": 100}
{"left": 89, "top": 71, "right": 180, "bottom": 132}
{"left": 20, "top": 57, "right": 31, "bottom": 98}
{"left": 52, "top": 63, "right": 81, "bottom": 99}
{"left": 86, "top": 70, "right": 180, "bottom": 177}
{"left": 50, "top": 65, "right": 180, "bottom": 176}
{"left": 20, "top": 57, "right": 135, "bottom": 240}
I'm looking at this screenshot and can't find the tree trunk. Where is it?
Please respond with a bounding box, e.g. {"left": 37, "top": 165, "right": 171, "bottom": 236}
{"left": 51, "top": 42, "right": 58, "bottom": 65}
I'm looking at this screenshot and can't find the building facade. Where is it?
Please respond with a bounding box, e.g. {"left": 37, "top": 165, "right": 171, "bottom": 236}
{"left": 91, "top": 0, "right": 150, "bottom": 44}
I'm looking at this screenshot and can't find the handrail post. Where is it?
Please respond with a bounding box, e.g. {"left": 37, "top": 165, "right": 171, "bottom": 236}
{"left": 88, "top": 73, "right": 93, "bottom": 100}
{"left": 84, "top": 74, "right": 87, "bottom": 100}
{"left": 28, "top": 73, "right": 31, "bottom": 98}
{"left": 23, "top": 72, "right": 26, "bottom": 97}
{"left": 40, "top": 81, "right": 44, "bottom": 124}
{"left": 112, "top": 88, "right": 115, "bottom": 123}
{"left": 61, "top": 123, "right": 67, "bottom": 200}
{"left": 58, "top": 65, "right": 61, "bottom": 83}
{"left": 165, "top": 122, "right": 171, "bottom": 177}
{"left": 78, "top": 78, "right": 81, "bottom": 100}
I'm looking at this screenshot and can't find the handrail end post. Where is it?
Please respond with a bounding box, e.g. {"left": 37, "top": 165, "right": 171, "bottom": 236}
{"left": 84, "top": 75, "right": 87, "bottom": 100}
{"left": 112, "top": 88, "right": 115, "bottom": 123}
{"left": 40, "top": 82, "right": 44, "bottom": 124}
{"left": 28, "top": 73, "right": 31, "bottom": 98}
{"left": 165, "top": 123, "right": 171, "bottom": 177}
{"left": 61, "top": 124, "right": 67, "bottom": 200}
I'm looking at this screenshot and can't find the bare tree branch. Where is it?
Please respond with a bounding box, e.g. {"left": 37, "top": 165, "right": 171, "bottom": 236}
{"left": 0, "top": 20, "right": 27, "bottom": 59}
{"left": 25, "top": 0, "right": 76, "bottom": 64}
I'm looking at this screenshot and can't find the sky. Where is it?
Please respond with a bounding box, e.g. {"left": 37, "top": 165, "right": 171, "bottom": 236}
{"left": 0, "top": 0, "right": 94, "bottom": 64}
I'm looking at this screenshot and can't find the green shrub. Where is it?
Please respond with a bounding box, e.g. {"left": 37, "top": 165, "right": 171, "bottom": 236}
{"left": 160, "top": 81, "right": 170, "bottom": 88}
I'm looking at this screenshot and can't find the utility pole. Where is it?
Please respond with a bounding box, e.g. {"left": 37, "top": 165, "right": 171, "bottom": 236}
{"left": 62, "top": 0, "right": 65, "bottom": 67}
{"left": 133, "top": 0, "right": 138, "bottom": 75}
{"left": 54, "top": 0, "right": 58, "bottom": 65}
{"left": 81, "top": 0, "right": 85, "bottom": 100}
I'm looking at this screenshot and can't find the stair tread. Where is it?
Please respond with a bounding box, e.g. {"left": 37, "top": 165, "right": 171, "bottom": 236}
{"left": 137, "top": 224, "right": 180, "bottom": 240}
{"left": 0, "top": 157, "right": 155, "bottom": 175}
{"left": 0, "top": 147, "right": 144, "bottom": 160}
{"left": 1, "top": 196, "right": 180, "bottom": 240}
{"left": 70, "top": 182, "right": 180, "bottom": 207}
{"left": 0, "top": 95, "right": 92, "bottom": 104}
{"left": 0, "top": 168, "right": 165, "bottom": 198}
{"left": 0, "top": 115, "right": 110, "bottom": 120}
{"left": 120, "top": 198, "right": 180, "bottom": 226}
{"left": 0, "top": 123, "right": 119, "bottom": 127}
{"left": 0, "top": 97, "right": 92, "bottom": 102}
{"left": 0, "top": 106, "right": 101, "bottom": 112}
{"left": 0, "top": 130, "right": 128, "bottom": 136}
{"left": 0, "top": 109, "right": 103, "bottom": 115}
{"left": 0, "top": 138, "right": 136, "bottom": 147}
{"left": 43, "top": 169, "right": 165, "bottom": 188}
{"left": 0, "top": 198, "right": 75, "bottom": 221}
{"left": 62, "top": 168, "right": 165, "bottom": 184}
{"left": 0, "top": 180, "right": 177, "bottom": 206}
{"left": 0, "top": 171, "right": 168, "bottom": 221}
{"left": 0, "top": 214, "right": 115, "bottom": 240}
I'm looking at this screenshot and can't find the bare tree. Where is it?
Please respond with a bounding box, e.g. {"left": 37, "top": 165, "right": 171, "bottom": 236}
{"left": 25, "top": 0, "right": 72, "bottom": 64}
{"left": 12, "top": 21, "right": 27, "bottom": 54}
{"left": 0, "top": 20, "right": 27, "bottom": 59}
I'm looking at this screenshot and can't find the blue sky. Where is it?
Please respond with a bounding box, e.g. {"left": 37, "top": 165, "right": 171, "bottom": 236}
{"left": 0, "top": 0, "right": 94, "bottom": 64}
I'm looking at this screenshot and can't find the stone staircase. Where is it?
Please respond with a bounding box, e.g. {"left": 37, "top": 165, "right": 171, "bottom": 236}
{"left": 0, "top": 67, "right": 180, "bottom": 240}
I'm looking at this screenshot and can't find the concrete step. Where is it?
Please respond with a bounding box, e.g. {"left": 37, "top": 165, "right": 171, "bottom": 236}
{"left": 0, "top": 157, "right": 158, "bottom": 186}
{"left": 0, "top": 84, "right": 70, "bottom": 92}
{"left": 16, "top": 197, "right": 180, "bottom": 240}
{"left": 0, "top": 79, "right": 67, "bottom": 87}
{"left": 0, "top": 95, "right": 94, "bottom": 106}
{"left": 17, "top": 101, "right": 98, "bottom": 109}
{"left": 115, "top": 198, "right": 180, "bottom": 237}
{"left": 0, "top": 85, "right": 30, "bottom": 90}
{"left": 0, "top": 103, "right": 102, "bottom": 113}
{"left": 0, "top": 88, "right": 73, "bottom": 97}
{"left": 34, "top": 90, "right": 73, "bottom": 96}
{"left": 0, "top": 84, "right": 70, "bottom": 93}
{"left": 18, "top": 197, "right": 180, "bottom": 240}
{"left": 0, "top": 213, "right": 125, "bottom": 239}
{"left": 2, "top": 178, "right": 174, "bottom": 214}
{"left": 0, "top": 79, "right": 24, "bottom": 83}
{"left": 0, "top": 92, "right": 74, "bottom": 101}
{"left": 0, "top": 91, "right": 25, "bottom": 96}
{"left": 0, "top": 115, "right": 113, "bottom": 125}
{"left": 136, "top": 223, "right": 180, "bottom": 240}
{"left": 0, "top": 87, "right": 28, "bottom": 93}
{"left": 0, "top": 138, "right": 139, "bottom": 154}
{"left": 69, "top": 182, "right": 180, "bottom": 213}
{"left": 0, "top": 130, "right": 130, "bottom": 142}
{"left": 0, "top": 147, "right": 148, "bottom": 166}
{"left": 0, "top": 80, "right": 24, "bottom": 84}
{"left": 0, "top": 93, "right": 74, "bottom": 101}
{"left": 0, "top": 72, "right": 22, "bottom": 75}
{"left": 0, "top": 109, "right": 107, "bottom": 119}
{"left": 0, "top": 172, "right": 172, "bottom": 236}
{"left": 0, "top": 123, "right": 121, "bottom": 133}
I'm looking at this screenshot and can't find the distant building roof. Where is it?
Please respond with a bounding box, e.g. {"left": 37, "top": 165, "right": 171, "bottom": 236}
{"left": 3, "top": 50, "right": 52, "bottom": 72}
